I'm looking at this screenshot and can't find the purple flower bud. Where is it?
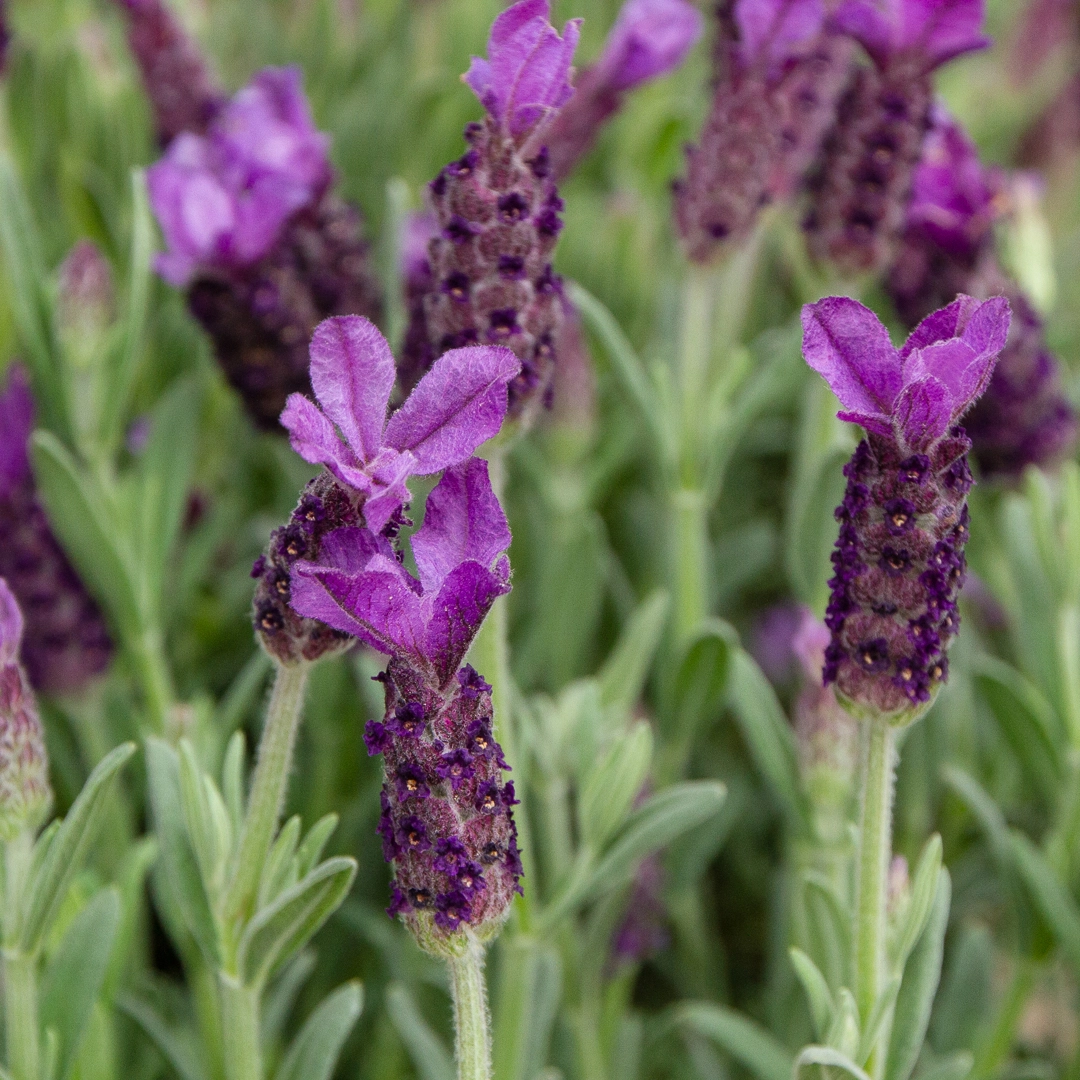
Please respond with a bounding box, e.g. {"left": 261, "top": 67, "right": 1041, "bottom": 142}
{"left": 0, "top": 367, "right": 112, "bottom": 695}
{"left": 57, "top": 241, "right": 117, "bottom": 356}
{"left": 113, "top": 0, "right": 226, "bottom": 145}
{"left": 0, "top": 579, "right": 52, "bottom": 838}
{"left": 611, "top": 852, "right": 668, "bottom": 967}
{"left": 802, "top": 295, "right": 1009, "bottom": 722}
{"left": 544, "top": 0, "right": 703, "bottom": 180}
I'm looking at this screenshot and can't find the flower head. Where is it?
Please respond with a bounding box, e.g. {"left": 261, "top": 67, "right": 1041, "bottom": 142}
{"left": 464, "top": 0, "right": 581, "bottom": 141}
{"left": 833, "top": 0, "right": 990, "bottom": 72}
{"left": 148, "top": 67, "right": 331, "bottom": 286}
{"left": 801, "top": 293, "right": 1010, "bottom": 452}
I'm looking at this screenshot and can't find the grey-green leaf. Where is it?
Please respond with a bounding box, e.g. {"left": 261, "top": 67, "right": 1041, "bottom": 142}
{"left": 117, "top": 994, "right": 207, "bottom": 1080}
{"left": 677, "top": 1002, "right": 793, "bottom": 1080}
{"left": 274, "top": 981, "right": 363, "bottom": 1080}
{"left": 1010, "top": 830, "right": 1080, "bottom": 972}
{"left": 598, "top": 589, "right": 670, "bottom": 720}
{"left": 790, "top": 947, "right": 835, "bottom": 1041}
{"left": 386, "top": 983, "right": 454, "bottom": 1080}
{"left": 796, "top": 1045, "right": 873, "bottom": 1080}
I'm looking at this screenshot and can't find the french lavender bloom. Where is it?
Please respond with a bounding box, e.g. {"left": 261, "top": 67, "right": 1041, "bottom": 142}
{"left": 802, "top": 294, "right": 1009, "bottom": 723}
{"left": 543, "top": 0, "right": 703, "bottom": 181}
{"left": 399, "top": 0, "right": 580, "bottom": 422}
{"left": 145, "top": 66, "right": 382, "bottom": 429}
{"left": 888, "top": 110, "right": 1077, "bottom": 476}
{"left": 252, "top": 315, "right": 519, "bottom": 665}
{"left": 288, "top": 459, "right": 521, "bottom": 949}
{"left": 805, "top": 0, "right": 990, "bottom": 274}
{"left": 0, "top": 367, "right": 112, "bottom": 695}
{"left": 0, "top": 579, "right": 51, "bottom": 840}
{"left": 675, "top": 0, "right": 855, "bottom": 262}
{"left": 114, "top": 0, "right": 226, "bottom": 144}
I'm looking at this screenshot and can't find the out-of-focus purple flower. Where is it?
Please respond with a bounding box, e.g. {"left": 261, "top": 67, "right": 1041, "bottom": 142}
{"left": 802, "top": 295, "right": 1009, "bottom": 722}
{"left": 0, "top": 0, "right": 10, "bottom": 77}
{"left": 0, "top": 578, "right": 51, "bottom": 840}
{"left": 0, "top": 367, "right": 112, "bottom": 696}
{"left": 750, "top": 603, "right": 807, "bottom": 685}
{"left": 546, "top": 0, "right": 702, "bottom": 180}
{"left": 611, "top": 853, "right": 669, "bottom": 966}
{"left": 290, "top": 461, "right": 521, "bottom": 944}
{"left": 148, "top": 67, "right": 330, "bottom": 287}
{"left": 252, "top": 316, "right": 519, "bottom": 665}
{"left": 398, "top": 212, "right": 438, "bottom": 394}
{"left": 57, "top": 240, "right": 117, "bottom": 346}
{"left": 464, "top": 0, "right": 581, "bottom": 141}
{"left": 736, "top": 0, "right": 825, "bottom": 77}
{"left": 113, "top": 0, "right": 226, "bottom": 144}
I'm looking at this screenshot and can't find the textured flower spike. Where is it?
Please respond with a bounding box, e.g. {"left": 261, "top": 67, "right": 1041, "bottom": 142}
{"left": 0, "top": 367, "right": 112, "bottom": 695}
{"left": 0, "top": 578, "right": 52, "bottom": 839}
{"left": 252, "top": 316, "right": 519, "bottom": 665}
{"left": 399, "top": 0, "right": 578, "bottom": 422}
{"left": 145, "top": 66, "right": 382, "bottom": 429}
{"left": 805, "top": 0, "right": 989, "bottom": 274}
{"left": 887, "top": 110, "right": 1077, "bottom": 476}
{"left": 288, "top": 459, "right": 521, "bottom": 948}
{"left": 544, "top": 0, "right": 703, "bottom": 180}
{"left": 113, "top": 0, "right": 226, "bottom": 144}
{"left": 674, "top": 0, "right": 855, "bottom": 262}
{"left": 802, "top": 294, "right": 1009, "bottom": 723}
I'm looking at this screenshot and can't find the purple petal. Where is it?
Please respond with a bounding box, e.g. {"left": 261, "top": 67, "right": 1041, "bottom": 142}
{"left": 737, "top": 0, "right": 825, "bottom": 76}
{"left": 594, "top": 0, "right": 703, "bottom": 91}
{"left": 899, "top": 294, "right": 981, "bottom": 360}
{"left": 315, "top": 525, "right": 393, "bottom": 572}
{"left": 384, "top": 345, "right": 520, "bottom": 474}
{"left": 308, "top": 317, "right": 396, "bottom": 462}
{"left": 832, "top": 0, "right": 896, "bottom": 66}
{"left": 801, "top": 298, "right": 902, "bottom": 416}
{"left": 894, "top": 375, "right": 953, "bottom": 447}
{"left": 898, "top": 0, "right": 989, "bottom": 67}
{"left": 0, "top": 364, "right": 34, "bottom": 500}
{"left": 423, "top": 561, "right": 512, "bottom": 686}
{"left": 0, "top": 577, "right": 24, "bottom": 666}
{"left": 835, "top": 409, "right": 893, "bottom": 437}
{"left": 279, "top": 393, "right": 368, "bottom": 488}
{"left": 412, "top": 459, "right": 511, "bottom": 594}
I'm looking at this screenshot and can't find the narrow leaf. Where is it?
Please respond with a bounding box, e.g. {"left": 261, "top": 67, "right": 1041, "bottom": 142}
{"left": 677, "top": 1003, "right": 792, "bottom": 1080}
{"left": 386, "top": 983, "right": 453, "bottom": 1080}
{"left": 598, "top": 589, "right": 670, "bottom": 719}
{"left": 790, "top": 947, "right": 834, "bottom": 1041}
{"left": 796, "top": 1045, "right": 873, "bottom": 1080}
{"left": 274, "top": 981, "right": 363, "bottom": 1080}
{"left": 1010, "top": 830, "right": 1080, "bottom": 972}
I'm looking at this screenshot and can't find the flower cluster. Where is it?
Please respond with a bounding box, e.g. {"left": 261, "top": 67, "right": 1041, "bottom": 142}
{"left": 289, "top": 458, "right": 522, "bottom": 945}
{"left": 805, "top": 0, "right": 990, "bottom": 274}
{"left": 0, "top": 578, "right": 52, "bottom": 840}
{"left": 888, "top": 109, "right": 1077, "bottom": 476}
{"left": 0, "top": 367, "right": 112, "bottom": 695}
{"left": 802, "top": 294, "right": 1009, "bottom": 722}
{"left": 252, "top": 315, "right": 519, "bottom": 665}
{"left": 674, "top": 0, "right": 855, "bottom": 262}
{"left": 142, "top": 64, "right": 382, "bottom": 428}
{"left": 399, "top": 0, "right": 578, "bottom": 423}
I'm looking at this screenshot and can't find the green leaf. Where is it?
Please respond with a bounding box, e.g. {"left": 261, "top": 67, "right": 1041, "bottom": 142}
{"left": 40, "top": 888, "right": 120, "bottom": 1080}
{"left": 666, "top": 618, "right": 737, "bottom": 756}
{"left": 578, "top": 722, "right": 653, "bottom": 849}
{"left": 30, "top": 432, "right": 142, "bottom": 636}
{"left": 238, "top": 857, "right": 357, "bottom": 986}
{"left": 274, "top": 981, "right": 363, "bottom": 1080}
{"left": 259, "top": 816, "right": 302, "bottom": 909}
{"left": 263, "top": 950, "right": 317, "bottom": 1047}
{"left": 790, "top": 947, "right": 835, "bottom": 1041}
{"left": 222, "top": 731, "right": 247, "bottom": 843}
{"left": 386, "top": 983, "right": 454, "bottom": 1080}
{"left": 1010, "top": 830, "right": 1080, "bottom": 972}
{"left": 892, "top": 835, "right": 943, "bottom": 971}
{"left": 803, "top": 873, "right": 850, "bottom": 991}
{"left": 116, "top": 994, "right": 207, "bottom": 1080}
{"left": 145, "top": 738, "right": 219, "bottom": 964}
{"left": 676, "top": 1003, "right": 793, "bottom": 1080}
{"left": 885, "top": 870, "right": 951, "bottom": 1080}
{"left": 295, "top": 814, "right": 339, "bottom": 879}
{"left": 859, "top": 978, "right": 900, "bottom": 1068}
{"left": 20, "top": 744, "right": 135, "bottom": 954}
{"left": 916, "top": 1053, "right": 973, "bottom": 1080}
{"left": 728, "top": 649, "right": 809, "bottom": 831}
{"left": 796, "top": 1045, "right": 873, "bottom": 1080}
{"left": 492, "top": 936, "right": 562, "bottom": 1080}
{"left": 598, "top": 589, "right": 670, "bottom": 720}
{"left": 972, "top": 656, "right": 1062, "bottom": 803}
{"left": 178, "top": 740, "right": 228, "bottom": 896}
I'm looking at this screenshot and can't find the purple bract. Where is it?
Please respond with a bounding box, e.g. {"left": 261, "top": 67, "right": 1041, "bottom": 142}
{"left": 594, "top": 0, "right": 703, "bottom": 91}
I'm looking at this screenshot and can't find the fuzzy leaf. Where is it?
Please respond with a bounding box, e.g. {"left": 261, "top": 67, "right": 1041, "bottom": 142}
{"left": 274, "top": 981, "right": 363, "bottom": 1080}
{"left": 1010, "top": 830, "right": 1080, "bottom": 972}
{"left": 598, "top": 589, "right": 670, "bottom": 720}
{"left": 578, "top": 722, "right": 653, "bottom": 849}
{"left": 386, "top": 983, "right": 453, "bottom": 1080}
{"left": 796, "top": 1045, "right": 873, "bottom": 1080}
{"left": 790, "top": 948, "right": 835, "bottom": 1041}
{"left": 677, "top": 1002, "right": 793, "bottom": 1080}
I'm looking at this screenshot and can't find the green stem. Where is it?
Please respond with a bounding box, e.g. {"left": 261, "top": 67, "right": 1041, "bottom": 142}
{"left": 222, "top": 661, "right": 309, "bottom": 940}
{"left": 132, "top": 625, "right": 175, "bottom": 736}
{"left": 971, "top": 956, "right": 1037, "bottom": 1080}
{"left": 219, "top": 974, "right": 262, "bottom": 1080}
{"left": 3, "top": 948, "right": 39, "bottom": 1080}
{"left": 1058, "top": 605, "right": 1080, "bottom": 750}
{"left": 448, "top": 938, "right": 492, "bottom": 1080}
{"left": 678, "top": 266, "right": 715, "bottom": 485}
{"left": 671, "top": 487, "right": 710, "bottom": 643}
{"left": 854, "top": 720, "right": 896, "bottom": 1078}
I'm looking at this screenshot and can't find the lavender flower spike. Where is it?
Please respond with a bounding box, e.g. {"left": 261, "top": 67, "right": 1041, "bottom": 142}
{"left": 400, "top": 0, "right": 579, "bottom": 420}
{"left": 545, "top": 0, "right": 703, "bottom": 180}
{"left": 289, "top": 459, "right": 521, "bottom": 948}
{"left": 802, "top": 294, "right": 1009, "bottom": 723}
{"left": 252, "top": 316, "right": 519, "bottom": 665}
{"left": 805, "top": 0, "right": 990, "bottom": 274}
{"left": 0, "top": 578, "right": 52, "bottom": 839}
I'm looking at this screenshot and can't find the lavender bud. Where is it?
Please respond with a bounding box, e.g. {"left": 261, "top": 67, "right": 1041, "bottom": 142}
{"left": 57, "top": 241, "right": 116, "bottom": 342}
{"left": 611, "top": 851, "right": 668, "bottom": 968}
{"left": 113, "top": 0, "right": 226, "bottom": 145}
{"left": 0, "top": 579, "right": 52, "bottom": 839}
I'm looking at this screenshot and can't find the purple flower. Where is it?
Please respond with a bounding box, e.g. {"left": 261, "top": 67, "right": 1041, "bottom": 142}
{"left": 289, "top": 457, "right": 512, "bottom": 686}
{"left": 833, "top": 0, "right": 990, "bottom": 73}
{"left": 802, "top": 295, "right": 1009, "bottom": 721}
{"left": 464, "top": 0, "right": 581, "bottom": 140}
{"left": 736, "top": 0, "right": 826, "bottom": 76}
{"left": 801, "top": 293, "right": 1009, "bottom": 451}
{"left": 0, "top": 578, "right": 52, "bottom": 839}
{"left": 594, "top": 0, "right": 703, "bottom": 90}
{"left": 148, "top": 67, "right": 330, "bottom": 287}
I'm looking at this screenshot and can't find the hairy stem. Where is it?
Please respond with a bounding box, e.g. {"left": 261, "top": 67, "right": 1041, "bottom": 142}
{"left": 671, "top": 487, "right": 710, "bottom": 643}
{"left": 219, "top": 974, "right": 262, "bottom": 1080}
{"left": 449, "top": 938, "right": 492, "bottom": 1080}
{"left": 855, "top": 719, "right": 896, "bottom": 1078}
{"left": 3, "top": 948, "right": 39, "bottom": 1080}
{"left": 222, "top": 661, "right": 308, "bottom": 940}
